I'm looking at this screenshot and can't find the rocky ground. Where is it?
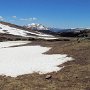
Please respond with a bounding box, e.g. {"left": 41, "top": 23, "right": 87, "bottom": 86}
{"left": 0, "top": 39, "right": 90, "bottom": 90}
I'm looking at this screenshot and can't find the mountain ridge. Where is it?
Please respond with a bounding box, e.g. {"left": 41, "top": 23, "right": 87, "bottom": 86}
{"left": 0, "top": 21, "right": 58, "bottom": 41}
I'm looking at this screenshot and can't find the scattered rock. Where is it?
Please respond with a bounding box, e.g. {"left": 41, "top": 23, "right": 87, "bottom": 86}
{"left": 45, "top": 75, "right": 52, "bottom": 79}
{"left": 75, "top": 76, "right": 78, "bottom": 79}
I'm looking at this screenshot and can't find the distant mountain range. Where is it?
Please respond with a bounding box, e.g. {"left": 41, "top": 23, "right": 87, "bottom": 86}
{"left": 0, "top": 21, "right": 90, "bottom": 41}
{"left": 25, "top": 23, "right": 90, "bottom": 32}
{"left": 24, "top": 23, "right": 90, "bottom": 37}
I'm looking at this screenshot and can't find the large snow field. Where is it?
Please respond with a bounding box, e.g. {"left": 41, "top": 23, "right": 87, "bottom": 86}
{"left": 0, "top": 41, "right": 73, "bottom": 77}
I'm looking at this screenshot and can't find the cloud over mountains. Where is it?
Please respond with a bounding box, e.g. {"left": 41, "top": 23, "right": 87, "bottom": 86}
{"left": 0, "top": 16, "right": 4, "bottom": 21}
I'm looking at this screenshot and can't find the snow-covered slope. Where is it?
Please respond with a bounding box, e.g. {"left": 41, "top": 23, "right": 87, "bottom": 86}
{"left": 0, "top": 22, "right": 57, "bottom": 40}
{"left": 0, "top": 23, "right": 30, "bottom": 37}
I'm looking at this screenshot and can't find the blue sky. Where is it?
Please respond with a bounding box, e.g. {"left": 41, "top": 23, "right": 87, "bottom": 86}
{"left": 0, "top": 0, "right": 90, "bottom": 28}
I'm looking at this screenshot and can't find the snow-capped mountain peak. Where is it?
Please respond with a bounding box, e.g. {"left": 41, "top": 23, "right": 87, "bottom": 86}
{"left": 27, "top": 23, "right": 49, "bottom": 30}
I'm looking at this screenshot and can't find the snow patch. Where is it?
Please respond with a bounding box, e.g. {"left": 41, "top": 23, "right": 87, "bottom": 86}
{"left": 0, "top": 41, "right": 30, "bottom": 48}
{"left": 0, "top": 41, "right": 73, "bottom": 77}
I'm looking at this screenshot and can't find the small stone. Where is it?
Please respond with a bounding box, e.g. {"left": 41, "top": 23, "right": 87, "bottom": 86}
{"left": 76, "top": 77, "right": 78, "bottom": 78}
{"left": 45, "top": 75, "right": 52, "bottom": 79}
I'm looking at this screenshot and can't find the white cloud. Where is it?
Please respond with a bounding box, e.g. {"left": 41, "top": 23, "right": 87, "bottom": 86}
{"left": 29, "top": 17, "right": 37, "bottom": 21}
{"left": 12, "top": 16, "right": 17, "bottom": 18}
{"left": 32, "top": 17, "right": 37, "bottom": 20}
{"left": 19, "top": 18, "right": 28, "bottom": 21}
{"left": 0, "top": 16, "right": 4, "bottom": 21}
{"left": 19, "top": 17, "right": 37, "bottom": 21}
